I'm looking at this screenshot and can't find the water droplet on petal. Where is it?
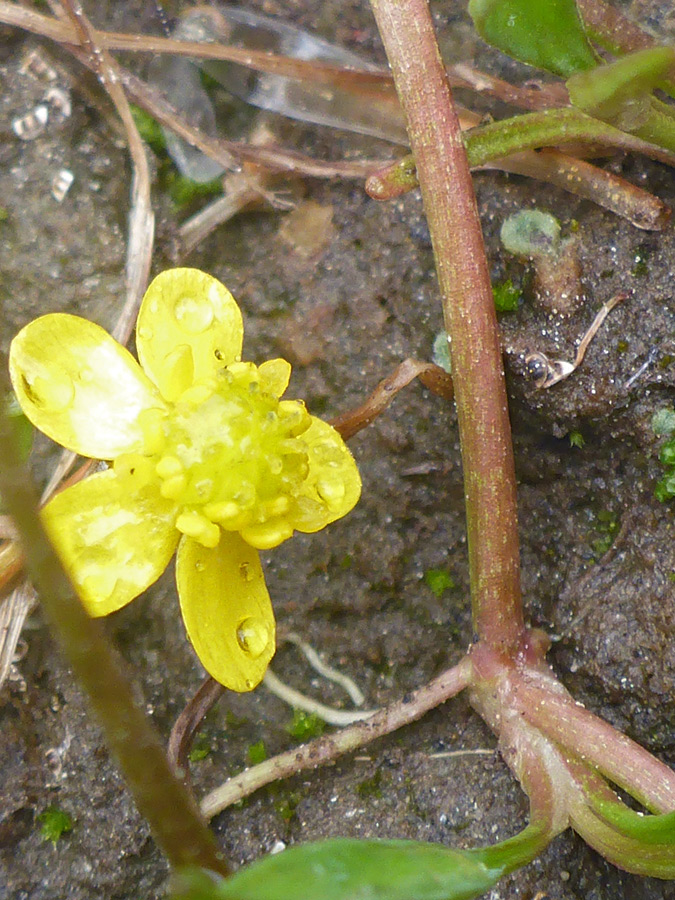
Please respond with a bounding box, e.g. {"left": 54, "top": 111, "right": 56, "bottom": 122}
{"left": 195, "top": 560, "right": 205, "bottom": 572}
{"left": 239, "top": 561, "right": 252, "bottom": 581}
{"left": 174, "top": 294, "right": 214, "bottom": 334}
{"left": 236, "top": 616, "right": 270, "bottom": 659}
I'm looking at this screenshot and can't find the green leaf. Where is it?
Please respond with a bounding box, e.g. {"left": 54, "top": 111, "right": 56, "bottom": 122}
{"left": 171, "top": 820, "right": 550, "bottom": 900}
{"left": 215, "top": 840, "right": 499, "bottom": 900}
{"left": 467, "top": 0, "right": 597, "bottom": 77}
{"left": 573, "top": 792, "right": 675, "bottom": 878}
{"left": 567, "top": 47, "right": 675, "bottom": 124}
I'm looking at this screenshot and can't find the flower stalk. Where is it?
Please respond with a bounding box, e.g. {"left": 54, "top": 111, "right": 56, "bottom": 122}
{"left": 0, "top": 363, "right": 229, "bottom": 877}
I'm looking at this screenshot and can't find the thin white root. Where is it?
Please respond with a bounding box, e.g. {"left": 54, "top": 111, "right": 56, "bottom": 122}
{"left": 281, "top": 631, "right": 366, "bottom": 706}
{"left": 262, "top": 670, "right": 377, "bottom": 726}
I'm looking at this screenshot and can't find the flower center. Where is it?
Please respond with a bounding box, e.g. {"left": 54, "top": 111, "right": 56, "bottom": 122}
{"left": 116, "top": 362, "right": 311, "bottom": 548}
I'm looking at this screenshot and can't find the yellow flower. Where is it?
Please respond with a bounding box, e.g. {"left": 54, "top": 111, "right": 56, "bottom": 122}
{"left": 9, "top": 268, "right": 361, "bottom": 691}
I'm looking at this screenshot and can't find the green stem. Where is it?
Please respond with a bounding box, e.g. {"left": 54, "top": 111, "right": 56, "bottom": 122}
{"left": 0, "top": 368, "right": 229, "bottom": 877}
{"left": 368, "top": 0, "right": 524, "bottom": 653}
{"left": 466, "top": 107, "right": 675, "bottom": 168}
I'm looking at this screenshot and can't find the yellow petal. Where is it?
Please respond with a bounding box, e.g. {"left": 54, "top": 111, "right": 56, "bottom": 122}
{"left": 291, "top": 417, "right": 361, "bottom": 533}
{"left": 176, "top": 533, "right": 275, "bottom": 691}
{"left": 258, "top": 358, "right": 292, "bottom": 397}
{"left": 9, "top": 313, "right": 164, "bottom": 459}
{"left": 136, "top": 269, "right": 243, "bottom": 400}
{"left": 41, "top": 469, "right": 179, "bottom": 616}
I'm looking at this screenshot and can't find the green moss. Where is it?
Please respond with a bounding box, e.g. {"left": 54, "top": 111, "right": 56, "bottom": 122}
{"left": 631, "top": 243, "right": 652, "bottom": 277}
{"left": 38, "top": 806, "right": 74, "bottom": 844}
{"left": 652, "top": 407, "right": 675, "bottom": 437}
{"left": 166, "top": 171, "right": 224, "bottom": 210}
{"left": 129, "top": 104, "right": 167, "bottom": 154}
{"left": 652, "top": 411, "right": 675, "bottom": 501}
{"left": 274, "top": 790, "right": 301, "bottom": 822}
{"left": 286, "top": 710, "right": 325, "bottom": 741}
{"left": 356, "top": 767, "right": 384, "bottom": 799}
{"left": 568, "top": 430, "right": 585, "bottom": 449}
{"left": 591, "top": 508, "right": 619, "bottom": 556}
{"left": 247, "top": 739, "right": 268, "bottom": 766}
{"left": 423, "top": 568, "right": 456, "bottom": 598}
{"left": 188, "top": 732, "right": 212, "bottom": 762}
{"left": 492, "top": 278, "right": 521, "bottom": 313}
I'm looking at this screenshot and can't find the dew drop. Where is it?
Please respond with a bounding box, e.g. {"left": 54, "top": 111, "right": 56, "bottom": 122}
{"left": 137, "top": 324, "right": 153, "bottom": 342}
{"left": 236, "top": 617, "right": 269, "bottom": 659}
{"left": 174, "top": 295, "right": 214, "bottom": 334}
{"left": 239, "top": 561, "right": 252, "bottom": 582}
{"left": 195, "top": 560, "right": 205, "bottom": 572}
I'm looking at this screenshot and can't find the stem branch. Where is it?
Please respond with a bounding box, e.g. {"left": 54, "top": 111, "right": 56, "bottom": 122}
{"left": 201, "top": 657, "right": 472, "bottom": 819}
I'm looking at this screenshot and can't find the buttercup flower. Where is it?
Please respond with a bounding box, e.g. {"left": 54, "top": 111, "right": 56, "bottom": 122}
{"left": 9, "top": 268, "right": 361, "bottom": 691}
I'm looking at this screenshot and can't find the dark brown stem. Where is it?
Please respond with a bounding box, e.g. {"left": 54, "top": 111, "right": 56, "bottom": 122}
{"left": 168, "top": 676, "right": 225, "bottom": 783}
{"left": 369, "top": 0, "right": 523, "bottom": 653}
{"left": 329, "top": 359, "right": 453, "bottom": 441}
{"left": 0, "top": 365, "right": 229, "bottom": 877}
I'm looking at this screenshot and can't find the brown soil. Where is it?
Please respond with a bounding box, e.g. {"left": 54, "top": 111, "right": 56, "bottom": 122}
{"left": 1, "top": 2, "right": 674, "bottom": 899}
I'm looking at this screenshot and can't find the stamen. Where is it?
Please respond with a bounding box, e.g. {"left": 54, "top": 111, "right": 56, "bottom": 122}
{"left": 175, "top": 511, "right": 221, "bottom": 548}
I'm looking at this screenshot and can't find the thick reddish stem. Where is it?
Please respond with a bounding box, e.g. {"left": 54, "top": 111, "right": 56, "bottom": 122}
{"left": 513, "top": 679, "right": 675, "bottom": 814}
{"left": 369, "top": 0, "right": 523, "bottom": 652}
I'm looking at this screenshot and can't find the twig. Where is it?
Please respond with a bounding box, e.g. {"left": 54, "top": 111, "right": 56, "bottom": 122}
{"left": 427, "top": 748, "right": 496, "bottom": 759}
{"left": 0, "top": 581, "right": 35, "bottom": 688}
{"left": 200, "top": 656, "right": 472, "bottom": 819}
{"left": 491, "top": 150, "right": 671, "bottom": 231}
{"left": 525, "top": 292, "right": 628, "bottom": 389}
{"left": 329, "top": 359, "right": 453, "bottom": 440}
{"left": 0, "top": 2, "right": 568, "bottom": 112}
{"left": 56, "top": 0, "right": 154, "bottom": 345}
